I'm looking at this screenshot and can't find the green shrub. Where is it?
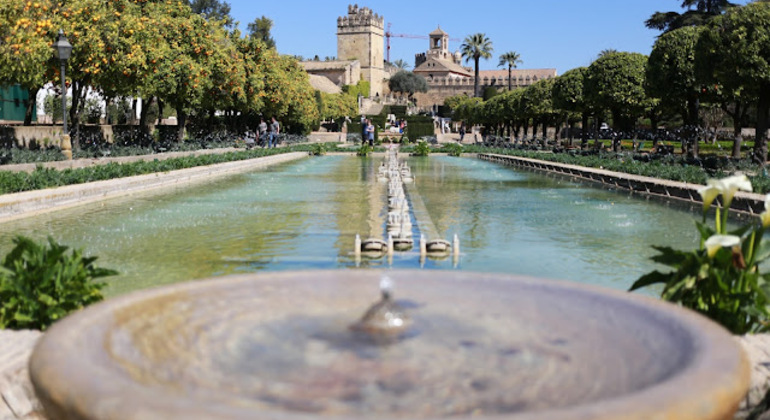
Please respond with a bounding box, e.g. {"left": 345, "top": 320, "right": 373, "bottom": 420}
{"left": 310, "top": 143, "right": 327, "bottom": 156}
{"left": 442, "top": 143, "right": 464, "bottom": 157}
{"left": 0, "top": 236, "right": 118, "bottom": 330}
{"left": 411, "top": 140, "right": 431, "bottom": 157}
{"left": 400, "top": 135, "right": 410, "bottom": 145}
{"left": 356, "top": 144, "right": 372, "bottom": 156}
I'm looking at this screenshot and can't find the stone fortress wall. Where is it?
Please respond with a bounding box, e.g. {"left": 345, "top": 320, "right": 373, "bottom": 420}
{"left": 414, "top": 71, "right": 558, "bottom": 107}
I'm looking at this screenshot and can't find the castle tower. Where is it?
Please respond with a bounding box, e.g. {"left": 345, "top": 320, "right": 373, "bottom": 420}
{"left": 337, "top": 4, "right": 385, "bottom": 97}
{"left": 428, "top": 26, "right": 449, "bottom": 61}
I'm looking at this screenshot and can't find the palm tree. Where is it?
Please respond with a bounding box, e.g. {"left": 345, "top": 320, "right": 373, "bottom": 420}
{"left": 598, "top": 49, "right": 618, "bottom": 58}
{"left": 461, "top": 33, "right": 494, "bottom": 97}
{"left": 392, "top": 59, "right": 410, "bottom": 70}
{"left": 498, "top": 51, "right": 522, "bottom": 91}
{"left": 646, "top": 0, "right": 737, "bottom": 33}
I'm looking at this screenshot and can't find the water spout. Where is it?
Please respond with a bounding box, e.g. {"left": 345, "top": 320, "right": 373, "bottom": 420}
{"left": 354, "top": 234, "right": 361, "bottom": 258}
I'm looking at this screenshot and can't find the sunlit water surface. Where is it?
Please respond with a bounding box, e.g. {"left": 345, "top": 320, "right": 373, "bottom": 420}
{"left": 0, "top": 155, "right": 703, "bottom": 296}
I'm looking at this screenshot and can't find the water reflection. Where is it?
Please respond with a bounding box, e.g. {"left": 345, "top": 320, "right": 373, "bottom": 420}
{"left": 0, "top": 155, "right": 702, "bottom": 296}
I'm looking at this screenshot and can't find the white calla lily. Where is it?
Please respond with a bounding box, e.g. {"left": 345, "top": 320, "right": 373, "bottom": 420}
{"left": 697, "top": 183, "right": 721, "bottom": 211}
{"left": 704, "top": 234, "right": 741, "bottom": 258}
{"left": 715, "top": 174, "right": 752, "bottom": 208}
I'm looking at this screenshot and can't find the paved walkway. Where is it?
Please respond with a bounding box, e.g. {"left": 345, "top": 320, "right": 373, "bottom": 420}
{"left": 0, "top": 330, "right": 42, "bottom": 420}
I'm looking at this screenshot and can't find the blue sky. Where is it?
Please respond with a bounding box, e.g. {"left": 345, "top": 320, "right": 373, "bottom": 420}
{"left": 226, "top": 1, "right": 752, "bottom": 75}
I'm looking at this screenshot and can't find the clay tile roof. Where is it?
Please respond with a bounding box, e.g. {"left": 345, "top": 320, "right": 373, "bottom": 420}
{"left": 430, "top": 26, "right": 448, "bottom": 36}
{"left": 414, "top": 58, "right": 473, "bottom": 77}
{"left": 308, "top": 74, "right": 342, "bottom": 94}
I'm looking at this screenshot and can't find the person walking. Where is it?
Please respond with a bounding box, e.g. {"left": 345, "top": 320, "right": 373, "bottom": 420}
{"left": 269, "top": 117, "right": 280, "bottom": 148}
{"left": 366, "top": 119, "right": 375, "bottom": 147}
{"left": 258, "top": 118, "right": 268, "bottom": 148}
{"left": 459, "top": 123, "right": 466, "bottom": 143}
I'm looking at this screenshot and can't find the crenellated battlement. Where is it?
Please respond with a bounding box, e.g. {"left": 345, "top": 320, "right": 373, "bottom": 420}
{"left": 337, "top": 4, "right": 384, "bottom": 31}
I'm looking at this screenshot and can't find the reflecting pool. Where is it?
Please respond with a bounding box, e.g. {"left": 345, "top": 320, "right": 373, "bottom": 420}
{"left": 0, "top": 155, "right": 702, "bottom": 296}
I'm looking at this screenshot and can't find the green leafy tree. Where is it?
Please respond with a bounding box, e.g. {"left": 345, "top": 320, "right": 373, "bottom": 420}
{"left": 585, "top": 52, "right": 649, "bottom": 132}
{"left": 646, "top": 26, "right": 701, "bottom": 126}
{"left": 522, "top": 78, "right": 556, "bottom": 139}
{"left": 497, "top": 51, "right": 522, "bottom": 91}
{"left": 0, "top": 0, "right": 57, "bottom": 125}
{"left": 552, "top": 67, "right": 589, "bottom": 146}
{"left": 646, "top": 0, "right": 737, "bottom": 33}
{"left": 696, "top": 2, "right": 770, "bottom": 165}
{"left": 460, "top": 33, "right": 493, "bottom": 98}
{"left": 189, "top": 0, "right": 233, "bottom": 28}
{"left": 137, "top": 1, "right": 219, "bottom": 142}
{"left": 388, "top": 71, "right": 428, "bottom": 100}
{"left": 247, "top": 16, "right": 276, "bottom": 49}
{"left": 320, "top": 92, "right": 357, "bottom": 121}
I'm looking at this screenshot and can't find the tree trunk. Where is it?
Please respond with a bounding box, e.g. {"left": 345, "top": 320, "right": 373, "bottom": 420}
{"left": 474, "top": 56, "right": 480, "bottom": 98}
{"left": 731, "top": 101, "right": 743, "bottom": 159}
{"left": 753, "top": 83, "right": 770, "bottom": 166}
{"left": 508, "top": 66, "right": 512, "bottom": 91}
{"left": 581, "top": 112, "right": 588, "bottom": 148}
{"left": 532, "top": 119, "right": 538, "bottom": 138}
{"left": 23, "top": 87, "right": 39, "bottom": 126}
{"left": 131, "top": 98, "right": 138, "bottom": 125}
{"left": 157, "top": 99, "right": 164, "bottom": 125}
{"left": 523, "top": 119, "right": 529, "bottom": 139}
{"left": 176, "top": 106, "right": 187, "bottom": 143}
{"left": 139, "top": 96, "right": 155, "bottom": 136}
{"left": 68, "top": 81, "right": 84, "bottom": 150}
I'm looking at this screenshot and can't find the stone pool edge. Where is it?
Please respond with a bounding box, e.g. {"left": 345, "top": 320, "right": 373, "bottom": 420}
{"left": 478, "top": 153, "right": 765, "bottom": 216}
{"left": 0, "top": 152, "right": 308, "bottom": 224}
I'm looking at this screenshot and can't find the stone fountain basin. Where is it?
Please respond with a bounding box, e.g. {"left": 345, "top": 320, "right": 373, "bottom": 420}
{"left": 29, "top": 270, "right": 749, "bottom": 420}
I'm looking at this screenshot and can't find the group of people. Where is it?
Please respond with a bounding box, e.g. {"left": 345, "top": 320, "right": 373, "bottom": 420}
{"left": 244, "top": 117, "right": 280, "bottom": 149}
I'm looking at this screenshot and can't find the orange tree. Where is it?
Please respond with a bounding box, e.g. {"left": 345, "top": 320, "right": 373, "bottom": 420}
{"left": 52, "top": 0, "right": 132, "bottom": 146}
{"left": 137, "top": 0, "right": 218, "bottom": 142}
{"left": 258, "top": 50, "right": 318, "bottom": 134}
{"left": 0, "top": 0, "right": 58, "bottom": 125}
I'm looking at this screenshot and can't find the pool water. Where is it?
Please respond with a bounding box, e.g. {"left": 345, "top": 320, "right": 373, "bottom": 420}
{"left": 0, "top": 155, "right": 701, "bottom": 296}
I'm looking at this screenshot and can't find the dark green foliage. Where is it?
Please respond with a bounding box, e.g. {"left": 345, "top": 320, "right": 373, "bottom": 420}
{"left": 647, "top": 26, "right": 701, "bottom": 125}
{"left": 646, "top": 0, "right": 737, "bottom": 33}
{"left": 310, "top": 143, "right": 327, "bottom": 156}
{"left": 356, "top": 144, "right": 373, "bottom": 156}
{"left": 0, "top": 236, "right": 117, "bottom": 330}
{"left": 411, "top": 140, "right": 431, "bottom": 157}
{"left": 247, "top": 16, "right": 276, "bottom": 49}
{"left": 441, "top": 143, "right": 464, "bottom": 156}
{"left": 585, "top": 52, "right": 649, "bottom": 131}
{"left": 0, "top": 147, "right": 293, "bottom": 194}
{"left": 388, "top": 71, "right": 428, "bottom": 98}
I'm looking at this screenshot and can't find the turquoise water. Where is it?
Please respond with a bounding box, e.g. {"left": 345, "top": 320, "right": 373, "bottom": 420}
{"left": 0, "top": 155, "right": 701, "bottom": 296}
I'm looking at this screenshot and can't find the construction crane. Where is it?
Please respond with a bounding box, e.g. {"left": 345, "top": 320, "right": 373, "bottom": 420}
{"left": 385, "top": 23, "right": 460, "bottom": 63}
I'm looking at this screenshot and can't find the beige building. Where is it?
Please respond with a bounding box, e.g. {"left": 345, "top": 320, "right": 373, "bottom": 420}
{"left": 413, "top": 27, "right": 471, "bottom": 79}
{"left": 409, "top": 27, "right": 557, "bottom": 107}
{"left": 300, "top": 60, "right": 361, "bottom": 88}
{"left": 336, "top": 4, "right": 386, "bottom": 97}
